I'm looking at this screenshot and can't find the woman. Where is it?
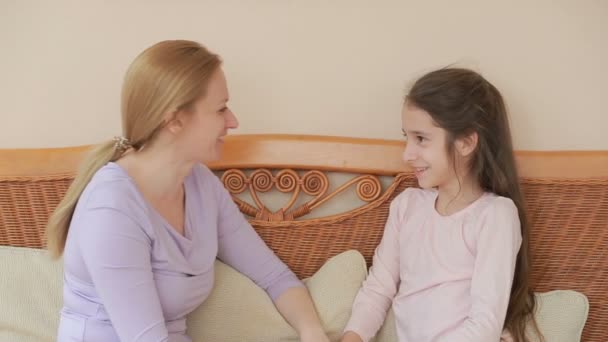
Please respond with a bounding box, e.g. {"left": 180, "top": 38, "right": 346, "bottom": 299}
{"left": 47, "top": 40, "right": 329, "bottom": 342}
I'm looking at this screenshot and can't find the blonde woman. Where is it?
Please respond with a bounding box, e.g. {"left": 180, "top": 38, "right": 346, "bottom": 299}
{"left": 48, "top": 40, "right": 329, "bottom": 342}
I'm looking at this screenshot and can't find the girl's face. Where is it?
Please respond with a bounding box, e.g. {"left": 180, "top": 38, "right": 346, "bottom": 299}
{"left": 401, "top": 103, "right": 472, "bottom": 194}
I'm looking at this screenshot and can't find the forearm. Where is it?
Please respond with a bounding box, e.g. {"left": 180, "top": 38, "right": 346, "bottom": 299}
{"left": 437, "top": 317, "right": 501, "bottom": 342}
{"left": 274, "top": 286, "right": 326, "bottom": 337}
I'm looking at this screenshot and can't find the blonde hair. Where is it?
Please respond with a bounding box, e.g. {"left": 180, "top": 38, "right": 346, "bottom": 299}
{"left": 46, "top": 40, "right": 222, "bottom": 258}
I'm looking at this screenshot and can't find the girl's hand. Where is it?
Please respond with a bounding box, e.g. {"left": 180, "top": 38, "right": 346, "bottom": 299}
{"left": 341, "top": 331, "right": 364, "bottom": 342}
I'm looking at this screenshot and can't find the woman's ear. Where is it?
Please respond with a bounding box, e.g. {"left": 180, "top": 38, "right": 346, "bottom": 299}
{"left": 456, "top": 131, "right": 478, "bottom": 157}
{"left": 164, "top": 110, "right": 185, "bottom": 134}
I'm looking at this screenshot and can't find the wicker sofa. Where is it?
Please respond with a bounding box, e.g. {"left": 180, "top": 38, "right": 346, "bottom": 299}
{"left": 1, "top": 134, "right": 607, "bottom": 341}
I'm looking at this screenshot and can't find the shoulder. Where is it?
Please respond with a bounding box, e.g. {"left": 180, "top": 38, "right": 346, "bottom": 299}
{"left": 191, "top": 162, "right": 215, "bottom": 179}
{"left": 389, "top": 187, "right": 434, "bottom": 222}
{"left": 478, "top": 194, "right": 519, "bottom": 221}
{"left": 76, "top": 163, "right": 148, "bottom": 224}
{"left": 475, "top": 194, "right": 523, "bottom": 251}
{"left": 391, "top": 187, "right": 434, "bottom": 210}
{"left": 189, "top": 163, "right": 224, "bottom": 192}
{"left": 187, "top": 163, "right": 232, "bottom": 209}
{"left": 473, "top": 194, "right": 522, "bottom": 242}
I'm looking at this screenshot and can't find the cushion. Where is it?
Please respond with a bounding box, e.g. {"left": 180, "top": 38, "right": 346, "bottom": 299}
{"left": 526, "top": 290, "right": 589, "bottom": 342}
{"left": 0, "top": 246, "right": 62, "bottom": 342}
{"left": 186, "top": 249, "right": 367, "bottom": 341}
{"left": 373, "top": 290, "right": 589, "bottom": 342}
{"left": 0, "top": 246, "right": 367, "bottom": 342}
{"left": 0, "top": 246, "right": 589, "bottom": 342}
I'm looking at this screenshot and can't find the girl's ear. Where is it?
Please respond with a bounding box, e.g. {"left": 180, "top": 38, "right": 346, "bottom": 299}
{"left": 455, "top": 131, "right": 478, "bottom": 157}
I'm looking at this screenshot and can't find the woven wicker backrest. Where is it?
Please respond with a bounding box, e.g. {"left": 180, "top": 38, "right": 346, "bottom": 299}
{"left": 1, "top": 135, "right": 607, "bottom": 341}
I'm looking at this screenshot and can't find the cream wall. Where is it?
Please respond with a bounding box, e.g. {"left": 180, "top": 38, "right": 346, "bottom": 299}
{"left": 1, "top": 0, "right": 606, "bottom": 150}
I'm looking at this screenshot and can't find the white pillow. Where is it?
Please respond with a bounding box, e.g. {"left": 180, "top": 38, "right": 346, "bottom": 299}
{"left": 186, "top": 249, "right": 367, "bottom": 341}
{"left": 373, "top": 291, "right": 589, "bottom": 342}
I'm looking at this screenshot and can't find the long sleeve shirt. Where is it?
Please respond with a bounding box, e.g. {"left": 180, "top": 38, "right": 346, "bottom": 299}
{"left": 58, "top": 162, "right": 302, "bottom": 341}
{"left": 344, "top": 188, "right": 522, "bottom": 341}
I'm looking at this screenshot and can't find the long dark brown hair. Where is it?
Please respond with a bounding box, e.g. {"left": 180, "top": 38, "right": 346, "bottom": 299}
{"left": 406, "top": 68, "right": 541, "bottom": 341}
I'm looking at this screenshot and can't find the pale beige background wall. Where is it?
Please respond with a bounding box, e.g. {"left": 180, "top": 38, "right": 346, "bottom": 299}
{"left": 1, "top": 0, "right": 606, "bottom": 150}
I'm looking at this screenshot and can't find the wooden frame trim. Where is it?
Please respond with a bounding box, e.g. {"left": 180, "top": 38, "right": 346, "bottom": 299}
{"left": 1, "top": 134, "right": 607, "bottom": 178}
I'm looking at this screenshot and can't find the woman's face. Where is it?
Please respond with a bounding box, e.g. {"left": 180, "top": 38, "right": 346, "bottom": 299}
{"left": 174, "top": 67, "right": 239, "bottom": 163}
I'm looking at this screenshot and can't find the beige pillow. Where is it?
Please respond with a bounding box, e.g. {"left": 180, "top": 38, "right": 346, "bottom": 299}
{"left": 186, "top": 249, "right": 367, "bottom": 341}
{"left": 373, "top": 290, "right": 589, "bottom": 342}
{"left": 0, "top": 246, "right": 62, "bottom": 342}
{"left": 0, "top": 246, "right": 589, "bottom": 342}
{"left": 0, "top": 246, "right": 367, "bottom": 342}
{"left": 527, "top": 290, "right": 589, "bottom": 342}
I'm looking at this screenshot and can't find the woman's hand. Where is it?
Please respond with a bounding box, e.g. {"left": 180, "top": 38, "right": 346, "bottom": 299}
{"left": 299, "top": 326, "right": 331, "bottom": 342}
{"left": 274, "top": 287, "right": 330, "bottom": 342}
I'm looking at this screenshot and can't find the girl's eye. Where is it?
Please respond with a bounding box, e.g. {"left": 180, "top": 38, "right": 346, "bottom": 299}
{"left": 416, "top": 136, "right": 426, "bottom": 143}
{"left": 219, "top": 107, "right": 228, "bottom": 114}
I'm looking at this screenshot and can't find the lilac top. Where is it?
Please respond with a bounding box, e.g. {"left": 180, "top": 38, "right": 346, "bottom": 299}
{"left": 344, "top": 188, "right": 522, "bottom": 341}
{"left": 57, "top": 162, "right": 302, "bottom": 341}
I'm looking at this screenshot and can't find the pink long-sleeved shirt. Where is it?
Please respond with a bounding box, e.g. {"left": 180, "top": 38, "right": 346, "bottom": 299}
{"left": 344, "top": 188, "right": 522, "bottom": 341}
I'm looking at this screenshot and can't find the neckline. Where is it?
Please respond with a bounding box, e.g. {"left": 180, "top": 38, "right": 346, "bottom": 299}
{"left": 430, "top": 190, "right": 491, "bottom": 220}
{"left": 106, "top": 162, "right": 194, "bottom": 242}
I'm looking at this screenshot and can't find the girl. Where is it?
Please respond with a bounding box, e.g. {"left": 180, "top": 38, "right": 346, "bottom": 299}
{"left": 342, "top": 68, "right": 540, "bottom": 342}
